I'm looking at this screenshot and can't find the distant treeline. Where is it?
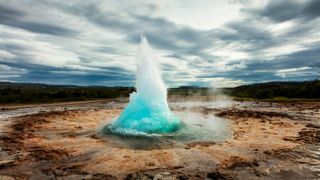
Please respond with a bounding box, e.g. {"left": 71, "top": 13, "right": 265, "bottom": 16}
{"left": 0, "top": 82, "right": 134, "bottom": 104}
{"left": 0, "top": 80, "right": 319, "bottom": 104}
{"left": 169, "top": 86, "right": 210, "bottom": 96}
{"left": 224, "top": 80, "right": 320, "bottom": 99}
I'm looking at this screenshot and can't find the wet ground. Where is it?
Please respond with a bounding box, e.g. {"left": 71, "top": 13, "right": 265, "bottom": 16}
{"left": 0, "top": 98, "right": 319, "bottom": 179}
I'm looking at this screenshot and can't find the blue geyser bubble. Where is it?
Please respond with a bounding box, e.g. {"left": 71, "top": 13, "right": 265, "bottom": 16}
{"left": 107, "top": 35, "right": 180, "bottom": 134}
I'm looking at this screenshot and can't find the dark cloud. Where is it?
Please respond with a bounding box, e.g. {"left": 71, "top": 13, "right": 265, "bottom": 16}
{"left": 0, "top": 60, "right": 134, "bottom": 86}
{"left": 218, "top": 21, "right": 276, "bottom": 52}
{"left": 53, "top": 3, "right": 216, "bottom": 59}
{"left": 161, "top": 64, "right": 177, "bottom": 71}
{"left": 246, "top": 0, "right": 320, "bottom": 22}
{"left": 198, "top": 67, "right": 318, "bottom": 83}
{"left": 164, "top": 54, "right": 185, "bottom": 60}
{"left": 21, "top": 72, "right": 134, "bottom": 86}
{"left": 225, "top": 22, "right": 272, "bottom": 42}
{"left": 0, "top": 4, "right": 77, "bottom": 36}
{"left": 93, "top": 46, "right": 119, "bottom": 54}
{"left": 197, "top": 45, "right": 320, "bottom": 83}
{"left": 0, "top": 0, "right": 319, "bottom": 86}
{"left": 0, "top": 5, "right": 23, "bottom": 19}
{"left": 246, "top": 46, "right": 320, "bottom": 70}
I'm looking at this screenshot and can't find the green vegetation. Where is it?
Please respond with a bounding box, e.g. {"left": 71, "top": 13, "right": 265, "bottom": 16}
{"left": 169, "top": 86, "right": 210, "bottom": 96}
{"left": 0, "top": 82, "right": 133, "bottom": 104}
{"left": 0, "top": 80, "right": 319, "bottom": 104}
{"left": 224, "top": 80, "right": 320, "bottom": 100}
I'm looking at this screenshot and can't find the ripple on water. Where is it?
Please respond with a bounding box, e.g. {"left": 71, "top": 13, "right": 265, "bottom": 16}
{"left": 99, "top": 111, "right": 231, "bottom": 150}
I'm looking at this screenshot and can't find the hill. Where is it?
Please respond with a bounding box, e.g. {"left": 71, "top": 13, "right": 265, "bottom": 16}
{"left": 0, "top": 82, "right": 134, "bottom": 104}
{"left": 224, "top": 80, "right": 320, "bottom": 99}
{"left": 0, "top": 80, "right": 319, "bottom": 104}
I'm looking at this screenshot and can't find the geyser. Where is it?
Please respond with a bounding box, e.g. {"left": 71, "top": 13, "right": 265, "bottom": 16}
{"left": 108, "top": 35, "right": 180, "bottom": 134}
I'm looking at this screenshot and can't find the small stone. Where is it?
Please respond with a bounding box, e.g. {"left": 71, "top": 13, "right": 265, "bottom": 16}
{"left": 161, "top": 172, "right": 170, "bottom": 176}
{"left": 0, "top": 160, "right": 14, "bottom": 169}
{"left": 146, "top": 162, "right": 155, "bottom": 166}
{"left": 0, "top": 175, "right": 15, "bottom": 180}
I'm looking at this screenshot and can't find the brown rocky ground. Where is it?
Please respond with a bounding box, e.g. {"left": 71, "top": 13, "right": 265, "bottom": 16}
{"left": 0, "top": 100, "right": 319, "bottom": 179}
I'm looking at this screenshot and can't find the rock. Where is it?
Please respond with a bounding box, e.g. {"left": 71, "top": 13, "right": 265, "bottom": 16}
{"left": 147, "top": 162, "right": 155, "bottom": 166}
{"left": 207, "top": 171, "right": 227, "bottom": 180}
{"left": 153, "top": 171, "right": 175, "bottom": 180}
{"left": 0, "top": 175, "right": 15, "bottom": 180}
{"left": 0, "top": 160, "right": 14, "bottom": 170}
{"left": 85, "top": 173, "right": 116, "bottom": 180}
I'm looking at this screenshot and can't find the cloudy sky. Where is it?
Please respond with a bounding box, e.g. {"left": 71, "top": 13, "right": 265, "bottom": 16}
{"left": 0, "top": 0, "right": 319, "bottom": 87}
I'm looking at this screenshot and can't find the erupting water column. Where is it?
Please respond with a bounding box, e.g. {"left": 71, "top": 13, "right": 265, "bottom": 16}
{"left": 109, "top": 35, "right": 180, "bottom": 134}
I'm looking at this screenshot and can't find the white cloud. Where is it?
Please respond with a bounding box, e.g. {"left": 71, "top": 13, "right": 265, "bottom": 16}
{"left": 209, "top": 77, "right": 246, "bottom": 88}
{"left": 0, "top": 0, "right": 319, "bottom": 86}
{"left": 276, "top": 66, "right": 314, "bottom": 78}
{"left": 0, "top": 50, "right": 16, "bottom": 59}
{"left": 0, "top": 64, "right": 27, "bottom": 81}
{"left": 148, "top": 0, "right": 245, "bottom": 30}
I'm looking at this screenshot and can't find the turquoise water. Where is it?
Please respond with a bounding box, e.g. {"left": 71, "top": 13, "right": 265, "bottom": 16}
{"left": 101, "top": 111, "right": 231, "bottom": 150}
{"left": 107, "top": 35, "right": 180, "bottom": 134}
{"left": 108, "top": 92, "right": 180, "bottom": 134}
{"left": 101, "top": 36, "right": 230, "bottom": 146}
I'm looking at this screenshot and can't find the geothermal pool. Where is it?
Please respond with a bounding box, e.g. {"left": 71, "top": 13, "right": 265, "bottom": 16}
{"left": 106, "top": 35, "right": 180, "bottom": 135}
{"left": 99, "top": 36, "right": 231, "bottom": 148}
{"left": 1, "top": 37, "right": 319, "bottom": 179}
{"left": 1, "top": 99, "right": 319, "bottom": 179}
{"left": 100, "top": 109, "right": 231, "bottom": 149}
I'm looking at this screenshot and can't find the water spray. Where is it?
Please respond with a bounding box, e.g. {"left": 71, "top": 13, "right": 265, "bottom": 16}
{"left": 107, "top": 35, "right": 180, "bottom": 134}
